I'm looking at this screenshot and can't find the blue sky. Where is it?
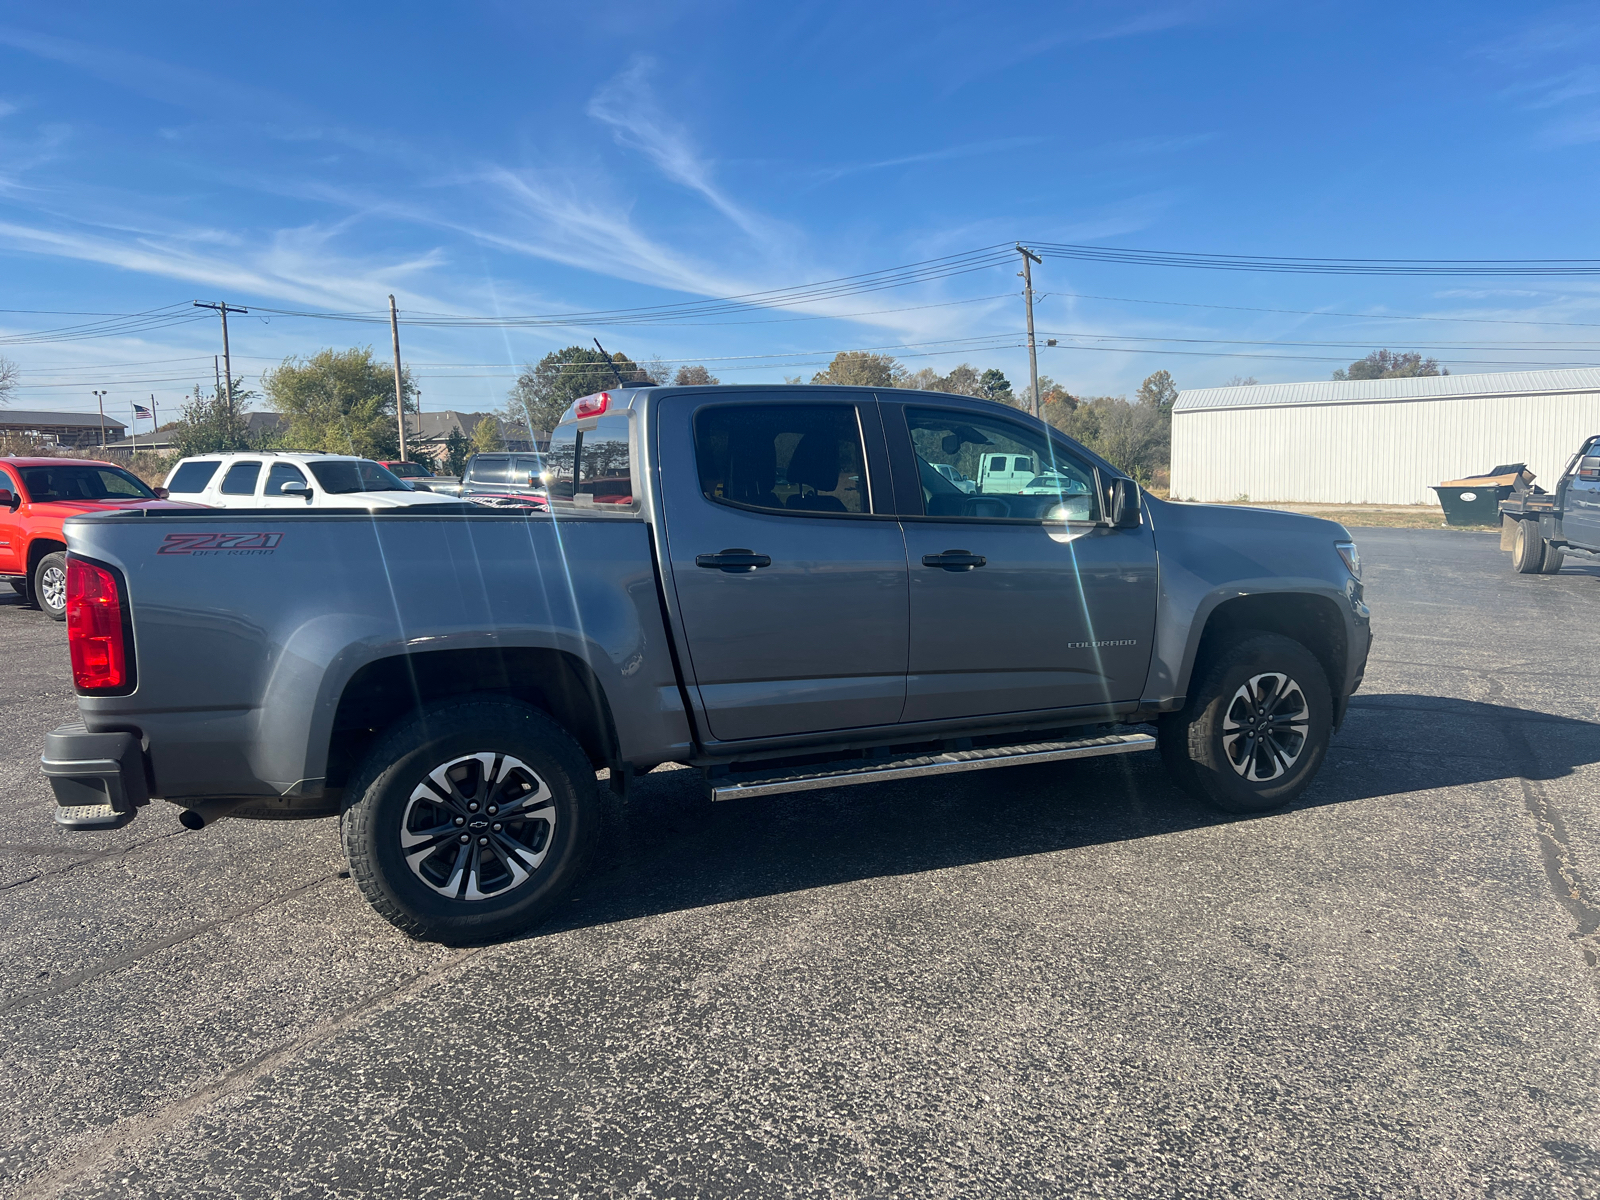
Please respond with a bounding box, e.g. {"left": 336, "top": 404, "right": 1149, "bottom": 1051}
{"left": 5, "top": 1, "right": 1600, "bottom": 425}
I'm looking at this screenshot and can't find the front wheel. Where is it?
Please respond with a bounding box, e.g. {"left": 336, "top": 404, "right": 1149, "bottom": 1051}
{"left": 1159, "top": 633, "right": 1333, "bottom": 814}
{"left": 342, "top": 699, "right": 601, "bottom": 944}
{"left": 35, "top": 552, "right": 68, "bottom": 620}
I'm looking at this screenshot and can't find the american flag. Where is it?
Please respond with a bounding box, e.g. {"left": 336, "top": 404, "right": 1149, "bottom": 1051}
{"left": 134, "top": 403, "right": 153, "bottom": 418}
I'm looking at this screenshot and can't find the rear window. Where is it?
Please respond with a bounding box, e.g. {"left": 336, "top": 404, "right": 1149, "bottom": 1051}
{"left": 167, "top": 461, "right": 221, "bottom": 493}
{"left": 545, "top": 413, "right": 635, "bottom": 509}
{"left": 510, "top": 455, "right": 544, "bottom": 486}
{"left": 308, "top": 460, "right": 410, "bottom": 494}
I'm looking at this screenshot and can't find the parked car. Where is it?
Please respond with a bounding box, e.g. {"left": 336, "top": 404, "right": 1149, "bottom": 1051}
{"left": 163, "top": 452, "right": 456, "bottom": 510}
{"left": 931, "top": 463, "right": 976, "bottom": 494}
{"left": 45, "top": 384, "right": 1370, "bottom": 944}
{"left": 460, "top": 452, "right": 547, "bottom": 503}
{"left": 0, "top": 457, "right": 200, "bottom": 619}
{"left": 380, "top": 460, "right": 462, "bottom": 497}
{"left": 1498, "top": 434, "right": 1600, "bottom": 572}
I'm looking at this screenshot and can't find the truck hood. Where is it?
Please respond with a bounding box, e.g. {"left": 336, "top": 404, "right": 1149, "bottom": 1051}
{"left": 34, "top": 498, "right": 206, "bottom": 516}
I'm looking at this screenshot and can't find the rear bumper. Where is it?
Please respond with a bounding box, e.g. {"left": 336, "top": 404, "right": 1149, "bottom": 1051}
{"left": 41, "top": 722, "right": 150, "bottom": 818}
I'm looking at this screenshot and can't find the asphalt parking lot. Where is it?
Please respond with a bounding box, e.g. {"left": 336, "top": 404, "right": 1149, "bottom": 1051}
{"left": 3, "top": 528, "right": 1600, "bottom": 1199}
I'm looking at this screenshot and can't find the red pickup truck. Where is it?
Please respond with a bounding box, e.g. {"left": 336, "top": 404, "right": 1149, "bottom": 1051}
{"left": 0, "top": 457, "right": 195, "bottom": 620}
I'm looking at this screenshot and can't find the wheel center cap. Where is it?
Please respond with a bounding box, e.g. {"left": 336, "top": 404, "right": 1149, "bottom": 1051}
{"left": 468, "top": 818, "right": 489, "bottom": 830}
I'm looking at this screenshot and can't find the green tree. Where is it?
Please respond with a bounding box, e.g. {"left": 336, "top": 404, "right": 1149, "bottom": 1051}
{"left": 507, "top": 345, "right": 645, "bottom": 435}
{"left": 168, "top": 379, "right": 262, "bottom": 457}
{"left": 1333, "top": 350, "right": 1447, "bottom": 380}
{"left": 1050, "top": 395, "right": 1169, "bottom": 485}
{"left": 1136, "top": 369, "right": 1178, "bottom": 414}
{"left": 443, "top": 428, "right": 471, "bottom": 477}
{"left": 673, "top": 364, "right": 720, "bottom": 386}
{"left": 471, "top": 415, "right": 505, "bottom": 453}
{"left": 811, "top": 351, "right": 905, "bottom": 387}
{"left": 264, "top": 347, "right": 413, "bottom": 459}
{"left": 977, "top": 368, "right": 1013, "bottom": 403}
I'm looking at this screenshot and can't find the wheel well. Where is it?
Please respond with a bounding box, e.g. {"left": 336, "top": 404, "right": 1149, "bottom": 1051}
{"left": 325, "top": 648, "right": 618, "bottom": 788}
{"left": 27, "top": 538, "right": 65, "bottom": 576}
{"left": 1191, "top": 592, "right": 1348, "bottom": 719}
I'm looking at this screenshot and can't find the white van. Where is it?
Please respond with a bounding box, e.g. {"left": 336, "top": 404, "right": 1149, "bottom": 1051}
{"left": 975, "top": 452, "right": 1038, "bottom": 494}
{"left": 162, "top": 452, "right": 449, "bottom": 510}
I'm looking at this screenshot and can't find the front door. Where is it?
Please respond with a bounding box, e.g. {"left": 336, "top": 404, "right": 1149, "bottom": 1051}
{"left": 658, "top": 394, "right": 908, "bottom": 742}
{"left": 1564, "top": 439, "right": 1600, "bottom": 550}
{"left": 885, "top": 402, "right": 1158, "bottom": 724}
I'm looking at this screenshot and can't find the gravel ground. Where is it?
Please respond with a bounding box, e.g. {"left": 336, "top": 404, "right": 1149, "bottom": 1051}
{"left": 2, "top": 529, "right": 1599, "bottom": 1199}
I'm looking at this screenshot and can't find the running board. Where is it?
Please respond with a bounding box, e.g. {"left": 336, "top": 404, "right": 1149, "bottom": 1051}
{"left": 709, "top": 732, "right": 1156, "bottom": 802}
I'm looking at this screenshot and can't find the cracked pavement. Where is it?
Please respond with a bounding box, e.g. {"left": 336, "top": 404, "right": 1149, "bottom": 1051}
{"left": 2, "top": 528, "right": 1599, "bottom": 1198}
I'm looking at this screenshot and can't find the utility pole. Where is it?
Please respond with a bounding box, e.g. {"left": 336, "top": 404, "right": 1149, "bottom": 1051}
{"left": 130, "top": 401, "right": 137, "bottom": 457}
{"left": 1016, "top": 244, "right": 1043, "bottom": 418}
{"left": 194, "top": 301, "right": 247, "bottom": 418}
{"left": 389, "top": 295, "right": 407, "bottom": 462}
{"left": 151, "top": 394, "right": 159, "bottom": 449}
{"left": 213, "top": 356, "right": 221, "bottom": 404}
{"left": 92, "top": 390, "right": 107, "bottom": 449}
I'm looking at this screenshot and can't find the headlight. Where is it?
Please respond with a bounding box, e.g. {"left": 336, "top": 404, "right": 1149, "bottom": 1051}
{"left": 1336, "top": 540, "right": 1361, "bottom": 579}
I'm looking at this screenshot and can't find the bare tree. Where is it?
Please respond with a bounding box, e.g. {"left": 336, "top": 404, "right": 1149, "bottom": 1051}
{"left": 0, "top": 355, "right": 17, "bottom": 406}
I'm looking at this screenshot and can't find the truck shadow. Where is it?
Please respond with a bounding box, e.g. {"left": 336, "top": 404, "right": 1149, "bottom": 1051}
{"left": 539, "top": 693, "right": 1600, "bottom": 938}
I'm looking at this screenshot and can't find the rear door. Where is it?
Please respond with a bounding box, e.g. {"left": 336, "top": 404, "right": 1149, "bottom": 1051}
{"left": 658, "top": 392, "right": 909, "bottom": 742}
{"left": 214, "top": 459, "right": 262, "bottom": 508}
{"left": 0, "top": 464, "right": 23, "bottom": 575}
{"left": 882, "top": 400, "right": 1158, "bottom": 723}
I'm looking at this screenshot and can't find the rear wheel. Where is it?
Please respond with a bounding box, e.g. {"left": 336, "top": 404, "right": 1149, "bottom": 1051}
{"left": 1159, "top": 632, "right": 1333, "bottom": 814}
{"left": 1540, "top": 545, "right": 1565, "bottom": 574}
{"left": 34, "top": 552, "right": 68, "bottom": 620}
{"left": 1512, "top": 520, "right": 1548, "bottom": 574}
{"left": 342, "top": 699, "right": 601, "bottom": 944}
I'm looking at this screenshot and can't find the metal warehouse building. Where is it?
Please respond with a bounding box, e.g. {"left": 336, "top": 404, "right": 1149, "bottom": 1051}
{"left": 1170, "top": 367, "right": 1600, "bottom": 505}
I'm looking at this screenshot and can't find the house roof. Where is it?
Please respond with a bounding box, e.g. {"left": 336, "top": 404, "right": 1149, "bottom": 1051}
{"left": 0, "top": 409, "right": 128, "bottom": 431}
{"left": 1174, "top": 366, "right": 1600, "bottom": 414}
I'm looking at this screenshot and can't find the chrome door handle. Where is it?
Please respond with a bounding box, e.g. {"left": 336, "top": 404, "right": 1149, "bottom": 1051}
{"left": 695, "top": 548, "right": 773, "bottom": 572}
{"left": 922, "top": 550, "right": 986, "bottom": 571}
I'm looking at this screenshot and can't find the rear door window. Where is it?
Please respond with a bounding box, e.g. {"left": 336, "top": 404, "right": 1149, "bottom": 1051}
{"left": 469, "top": 456, "right": 510, "bottom": 485}
{"left": 167, "top": 461, "right": 221, "bottom": 493}
{"left": 693, "top": 404, "right": 868, "bottom": 515}
{"left": 219, "top": 461, "right": 262, "bottom": 496}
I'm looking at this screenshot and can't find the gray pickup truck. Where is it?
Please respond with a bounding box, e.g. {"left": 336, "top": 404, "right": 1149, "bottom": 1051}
{"left": 1498, "top": 434, "right": 1600, "bottom": 573}
{"left": 44, "top": 384, "right": 1371, "bottom": 943}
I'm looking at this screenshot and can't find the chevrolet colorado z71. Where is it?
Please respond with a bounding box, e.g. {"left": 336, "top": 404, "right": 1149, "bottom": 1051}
{"left": 43, "top": 384, "right": 1371, "bottom": 943}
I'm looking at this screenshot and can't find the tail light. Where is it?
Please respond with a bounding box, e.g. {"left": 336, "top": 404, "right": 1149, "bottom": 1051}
{"left": 574, "top": 392, "right": 610, "bottom": 419}
{"left": 67, "top": 557, "right": 132, "bottom": 693}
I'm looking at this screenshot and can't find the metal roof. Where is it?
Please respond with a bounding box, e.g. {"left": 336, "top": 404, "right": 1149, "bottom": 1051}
{"left": 1174, "top": 366, "right": 1600, "bottom": 413}
{"left": 0, "top": 409, "right": 127, "bottom": 430}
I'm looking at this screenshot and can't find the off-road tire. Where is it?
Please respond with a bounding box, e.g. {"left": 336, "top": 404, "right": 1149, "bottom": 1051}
{"left": 34, "top": 552, "right": 68, "bottom": 620}
{"left": 341, "top": 698, "right": 600, "bottom": 944}
{"left": 1512, "top": 520, "right": 1547, "bottom": 574}
{"left": 1159, "top": 632, "right": 1333, "bottom": 815}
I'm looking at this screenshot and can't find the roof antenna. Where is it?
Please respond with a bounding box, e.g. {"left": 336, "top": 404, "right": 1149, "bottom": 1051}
{"left": 593, "top": 338, "right": 629, "bottom": 388}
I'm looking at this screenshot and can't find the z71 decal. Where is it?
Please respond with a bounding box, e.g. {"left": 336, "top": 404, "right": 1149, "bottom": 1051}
{"left": 158, "top": 532, "right": 284, "bottom": 556}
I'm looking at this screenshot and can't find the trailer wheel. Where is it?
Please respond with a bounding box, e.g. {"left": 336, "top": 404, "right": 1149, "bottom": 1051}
{"left": 341, "top": 698, "right": 601, "bottom": 945}
{"left": 1512, "top": 520, "right": 1547, "bottom": 574}
{"left": 1541, "top": 544, "right": 1565, "bottom": 574}
{"left": 1158, "top": 633, "right": 1333, "bottom": 815}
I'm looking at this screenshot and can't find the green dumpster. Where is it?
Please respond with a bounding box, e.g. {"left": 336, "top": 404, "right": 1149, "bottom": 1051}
{"left": 1432, "top": 464, "right": 1530, "bottom": 526}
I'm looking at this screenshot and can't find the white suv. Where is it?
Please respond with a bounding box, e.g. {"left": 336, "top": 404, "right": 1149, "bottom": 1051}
{"left": 162, "top": 452, "right": 449, "bottom": 510}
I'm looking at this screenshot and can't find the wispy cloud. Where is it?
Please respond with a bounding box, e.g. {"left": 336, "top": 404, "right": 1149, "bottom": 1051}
{"left": 586, "top": 56, "right": 780, "bottom": 244}
{"left": 810, "top": 136, "right": 1048, "bottom": 184}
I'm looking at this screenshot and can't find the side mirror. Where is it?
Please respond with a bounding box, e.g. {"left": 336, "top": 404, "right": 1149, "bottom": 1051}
{"left": 153, "top": 487, "right": 170, "bottom": 500}
{"left": 411, "top": 482, "right": 433, "bottom": 493}
{"left": 0, "top": 488, "right": 15, "bottom": 511}
{"left": 279, "top": 481, "right": 312, "bottom": 501}
{"left": 1108, "top": 478, "right": 1142, "bottom": 528}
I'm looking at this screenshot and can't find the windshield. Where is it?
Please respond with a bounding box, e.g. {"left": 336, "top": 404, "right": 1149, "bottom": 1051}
{"left": 19, "top": 463, "right": 156, "bottom": 503}
{"left": 307, "top": 460, "right": 411, "bottom": 494}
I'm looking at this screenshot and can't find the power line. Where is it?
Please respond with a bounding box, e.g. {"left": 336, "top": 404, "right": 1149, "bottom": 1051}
{"left": 1033, "top": 243, "right": 1600, "bottom": 276}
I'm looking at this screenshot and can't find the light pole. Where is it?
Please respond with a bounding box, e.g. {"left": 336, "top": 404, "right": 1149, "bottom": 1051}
{"left": 92, "top": 390, "right": 108, "bottom": 449}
